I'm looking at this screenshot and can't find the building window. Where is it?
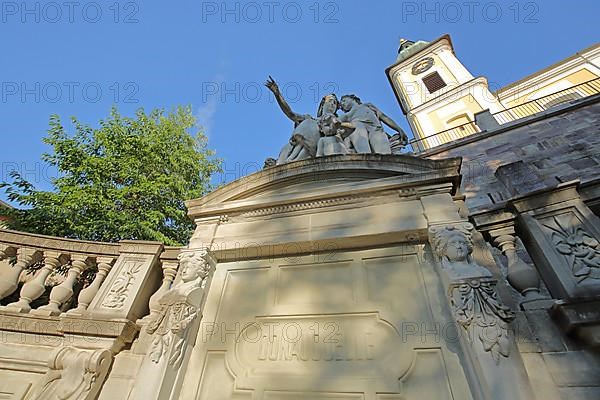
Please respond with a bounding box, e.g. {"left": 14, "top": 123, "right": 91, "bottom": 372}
{"left": 422, "top": 72, "right": 447, "bottom": 93}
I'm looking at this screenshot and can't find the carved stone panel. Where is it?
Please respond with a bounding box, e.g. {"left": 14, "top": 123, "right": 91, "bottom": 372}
{"left": 179, "top": 246, "right": 474, "bottom": 400}
{"left": 512, "top": 183, "right": 600, "bottom": 299}
{"left": 540, "top": 213, "right": 600, "bottom": 282}
{"left": 88, "top": 242, "right": 163, "bottom": 320}
{"left": 101, "top": 260, "right": 144, "bottom": 309}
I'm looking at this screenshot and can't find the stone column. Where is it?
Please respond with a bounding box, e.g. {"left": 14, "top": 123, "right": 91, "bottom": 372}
{"left": 470, "top": 210, "right": 552, "bottom": 310}
{"left": 427, "top": 222, "right": 535, "bottom": 400}
{"left": 67, "top": 256, "right": 116, "bottom": 316}
{"left": 4, "top": 251, "right": 69, "bottom": 313}
{"left": 489, "top": 228, "right": 544, "bottom": 306}
{"left": 129, "top": 249, "right": 213, "bottom": 400}
{"left": 0, "top": 247, "right": 42, "bottom": 300}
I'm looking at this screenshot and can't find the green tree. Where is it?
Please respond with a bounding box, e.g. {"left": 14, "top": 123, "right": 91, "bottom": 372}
{"left": 1, "top": 106, "right": 221, "bottom": 246}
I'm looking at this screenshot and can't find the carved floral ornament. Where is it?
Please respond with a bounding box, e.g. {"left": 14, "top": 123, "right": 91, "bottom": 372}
{"left": 542, "top": 214, "right": 600, "bottom": 282}
{"left": 429, "top": 223, "right": 515, "bottom": 364}
{"left": 101, "top": 260, "right": 143, "bottom": 309}
{"left": 146, "top": 249, "right": 211, "bottom": 368}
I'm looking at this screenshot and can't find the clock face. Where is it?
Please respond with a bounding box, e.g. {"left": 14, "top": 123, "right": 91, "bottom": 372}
{"left": 411, "top": 57, "right": 434, "bottom": 75}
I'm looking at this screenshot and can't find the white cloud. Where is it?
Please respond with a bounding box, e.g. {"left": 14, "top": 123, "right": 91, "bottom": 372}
{"left": 196, "top": 72, "right": 226, "bottom": 139}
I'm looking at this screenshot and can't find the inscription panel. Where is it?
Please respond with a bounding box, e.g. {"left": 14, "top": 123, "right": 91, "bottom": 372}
{"left": 185, "top": 247, "right": 472, "bottom": 399}
{"left": 233, "top": 313, "right": 411, "bottom": 390}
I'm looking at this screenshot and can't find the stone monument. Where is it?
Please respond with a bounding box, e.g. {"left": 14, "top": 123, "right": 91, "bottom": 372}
{"left": 265, "top": 76, "right": 409, "bottom": 165}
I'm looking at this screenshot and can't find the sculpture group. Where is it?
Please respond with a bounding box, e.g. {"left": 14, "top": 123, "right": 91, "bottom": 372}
{"left": 265, "top": 76, "right": 409, "bottom": 166}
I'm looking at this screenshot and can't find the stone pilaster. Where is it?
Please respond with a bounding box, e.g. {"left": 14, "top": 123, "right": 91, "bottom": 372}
{"left": 427, "top": 222, "right": 535, "bottom": 400}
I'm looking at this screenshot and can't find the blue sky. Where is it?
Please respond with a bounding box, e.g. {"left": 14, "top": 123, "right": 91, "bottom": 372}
{"left": 1, "top": 0, "right": 598, "bottom": 203}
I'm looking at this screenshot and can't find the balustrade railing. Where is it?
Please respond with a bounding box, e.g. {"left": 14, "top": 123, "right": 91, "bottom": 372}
{"left": 0, "top": 229, "right": 119, "bottom": 315}
{"left": 408, "top": 121, "right": 480, "bottom": 153}
{"left": 407, "top": 77, "right": 600, "bottom": 153}
{"left": 492, "top": 77, "right": 600, "bottom": 124}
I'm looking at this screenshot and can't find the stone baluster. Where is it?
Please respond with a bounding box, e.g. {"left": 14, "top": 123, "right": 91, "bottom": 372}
{"left": 0, "top": 247, "right": 41, "bottom": 300}
{"left": 0, "top": 244, "right": 17, "bottom": 261}
{"left": 32, "top": 255, "right": 94, "bottom": 316}
{"left": 4, "top": 251, "right": 69, "bottom": 313}
{"left": 490, "top": 228, "right": 543, "bottom": 304}
{"left": 67, "top": 256, "right": 116, "bottom": 315}
{"left": 140, "top": 259, "right": 179, "bottom": 323}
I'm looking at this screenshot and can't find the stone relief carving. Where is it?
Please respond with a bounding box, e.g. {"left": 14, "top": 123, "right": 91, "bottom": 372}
{"left": 146, "top": 250, "right": 211, "bottom": 368}
{"left": 542, "top": 214, "right": 600, "bottom": 281}
{"left": 430, "top": 224, "right": 515, "bottom": 364}
{"left": 101, "top": 260, "right": 143, "bottom": 308}
{"left": 26, "top": 347, "right": 112, "bottom": 400}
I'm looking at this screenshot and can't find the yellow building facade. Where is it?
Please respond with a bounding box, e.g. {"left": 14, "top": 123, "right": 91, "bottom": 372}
{"left": 387, "top": 35, "right": 600, "bottom": 151}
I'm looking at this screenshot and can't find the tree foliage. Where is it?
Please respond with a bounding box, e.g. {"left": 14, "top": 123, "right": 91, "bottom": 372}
{"left": 1, "top": 106, "right": 221, "bottom": 246}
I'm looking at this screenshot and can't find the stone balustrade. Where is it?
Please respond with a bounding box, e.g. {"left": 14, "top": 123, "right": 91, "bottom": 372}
{"left": 0, "top": 228, "right": 189, "bottom": 399}
{"left": 0, "top": 228, "right": 189, "bottom": 359}
{"left": 0, "top": 229, "right": 120, "bottom": 315}
{"left": 0, "top": 229, "right": 178, "bottom": 326}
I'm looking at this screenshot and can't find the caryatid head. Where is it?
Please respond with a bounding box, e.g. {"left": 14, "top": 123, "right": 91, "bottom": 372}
{"left": 177, "top": 250, "right": 210, "bottom": 283}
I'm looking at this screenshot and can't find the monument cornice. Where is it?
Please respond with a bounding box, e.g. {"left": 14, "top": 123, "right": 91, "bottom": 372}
{"left": 186, "top": 154, "right": 462, "bottom": 219}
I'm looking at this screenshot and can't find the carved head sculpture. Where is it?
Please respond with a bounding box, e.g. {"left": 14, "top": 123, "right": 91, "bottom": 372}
{"left": 177, "top": 251, "right": 210, "bottom": 283}
{"left": 340, "top": 94, "right": 362, "bottom": 112}
{"left": 431, "top": 225, "right": 474, "bottom": 263}
{"left": 317, "top": 94, "right": 339, "bottom": 117}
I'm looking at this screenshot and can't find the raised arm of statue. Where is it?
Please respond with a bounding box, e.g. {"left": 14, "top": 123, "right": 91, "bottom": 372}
{"left": 366, "top": 103, "right": 409, "bottom": 144}
{"left": 265, "top": 76, "right": 306, "bottom": 126}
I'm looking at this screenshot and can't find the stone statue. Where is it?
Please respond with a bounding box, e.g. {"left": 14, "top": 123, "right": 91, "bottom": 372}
{"left": 338, "top": 94, "right": 409, "bottom": 154}
{"left": 265, "top": 76, "right": 410, "bottom": 165}
{"left": 265, "top": 76, "right": 340, "bottom": 164}
{"left": 146, "top": 250, "right": 210, "bottom": 368}
{"left": 430, "top": 225, "right": 515, "bottom": 364}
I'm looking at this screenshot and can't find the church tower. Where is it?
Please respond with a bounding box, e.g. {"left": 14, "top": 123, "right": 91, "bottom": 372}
{"left": 386, "top": 34, "right": 506, "bottom": 150}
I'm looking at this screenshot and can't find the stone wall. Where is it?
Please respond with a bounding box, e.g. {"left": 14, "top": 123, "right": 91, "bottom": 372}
{"left": 423, "top": 97, "right": 600, "bottom": 212}
{"left": 422, "top": 97, "right": 600, "bottom": 399}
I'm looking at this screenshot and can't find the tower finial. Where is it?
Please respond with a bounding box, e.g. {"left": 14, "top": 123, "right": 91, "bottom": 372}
{"left": 398, "top": 38, "right": 415, "bottom": 54}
